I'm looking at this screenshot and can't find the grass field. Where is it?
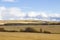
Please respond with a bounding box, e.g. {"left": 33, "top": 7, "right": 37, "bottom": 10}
{"left": 0, "top": 32, "right": 60, "bottom": 40}
{"left": 0, "top": 25, "right": 60, "bottom": 33}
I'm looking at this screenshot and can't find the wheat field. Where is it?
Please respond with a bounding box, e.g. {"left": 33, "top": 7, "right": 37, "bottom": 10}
{"left": 0, "top": 32, "right": 60, "bottom": 40}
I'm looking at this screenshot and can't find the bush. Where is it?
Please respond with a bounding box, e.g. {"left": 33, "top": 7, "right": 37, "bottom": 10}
{"left": 0, "top": 28, "right": 6, "bottom": 32}
{"left": 20, "top": 29, "right": 25, "bottom": 32}
{"left": 20, "top": 27, "right": 38, "bottom": 33}
{"left": 43, "top": 30, "right": 51, "bottom": 34}
{"left": 40, "top": 28, "right": 42, "bottom": 33}
{"left": 5, "top": 30, "right": 18, "bottom": 32}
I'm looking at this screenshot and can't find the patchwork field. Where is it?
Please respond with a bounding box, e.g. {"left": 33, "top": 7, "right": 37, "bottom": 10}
{"left": 0, "top": 32, "right": 60, "bottom": 40}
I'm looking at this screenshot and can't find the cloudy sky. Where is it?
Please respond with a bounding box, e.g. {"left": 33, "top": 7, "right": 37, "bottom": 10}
{"left": 0, "top": 0, "right": 60, "bottom": 21}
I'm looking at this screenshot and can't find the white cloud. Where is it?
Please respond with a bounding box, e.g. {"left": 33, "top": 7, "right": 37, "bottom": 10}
{"left": 28, "top": 11, "right": 39, "bottom": 17}
{"left": 47, "top": 13, "right": 60, "bottom": 18}
{"left": 2, "top": 0, "right": 17, "bottom": 2}
{"left": 0, "top": 6, "right": 26, "bottom": 20}
{"left": 0, "top": 6, "right": 6, "bottom": 10}
{"left": 40, "top": 12, "right": 48, "bottom": 18}
{"left": 0, "top": 14, "right": 2, "bottom": 20}
{"left": 0, "top": 6, "right": 7, "bottom": 20}
{"left": 0, "top": 6, "right": 60, "bottom": 21}
{"left": 28, "top": 12, "right": 49, "bottom": 18}
{"left": 9, "top": 18, "right": 15, "bottom": 20}
{"left": 8, "top": 7, "right": 26, "bottom": 17}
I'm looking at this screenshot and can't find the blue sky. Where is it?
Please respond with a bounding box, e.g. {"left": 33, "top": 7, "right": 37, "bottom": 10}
{"left": 0, "top": 0, "right": 60, "bottom": 13}
{"left": 0, "top": 0, "right": 60, "bottom": 21}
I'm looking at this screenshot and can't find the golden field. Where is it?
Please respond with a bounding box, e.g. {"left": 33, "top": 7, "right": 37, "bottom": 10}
{"left": 0, "top": 32, "right": 60, "bottom": 40}
{"left": 0, "top": 20, "right": 60, "bottom": 40}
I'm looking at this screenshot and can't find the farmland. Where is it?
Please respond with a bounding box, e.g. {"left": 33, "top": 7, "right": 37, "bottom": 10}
{"left": 0, "top": 20, "right": 60, "bottom": 40}
{"left": 0, "top": 25, "right": 60, "bottom": 33}
{"left": 0, "top": 32, "right": 60, "bottom": 40}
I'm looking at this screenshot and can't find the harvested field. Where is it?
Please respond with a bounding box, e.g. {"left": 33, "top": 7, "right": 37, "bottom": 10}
{"left": 0, "top": 32, "right": 60, "bottom": 40}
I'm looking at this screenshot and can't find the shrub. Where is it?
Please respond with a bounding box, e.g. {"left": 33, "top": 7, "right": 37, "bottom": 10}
{"left": 20, "top": 29, "right": 25, "bottom": 32}
{"left": 20, "top": 27, "right": 38, "bottom": 33}
{"left": 43, "top": 30, "right": 51, "bottom": 34}
{"left": 0, "top": 28, "right": 6, "bottom": 32}
{"left": 40, "top": 28, "right": 42, "bottom": 33}
{"left": 5, "top": 30, "right": 18, "bottom": 32}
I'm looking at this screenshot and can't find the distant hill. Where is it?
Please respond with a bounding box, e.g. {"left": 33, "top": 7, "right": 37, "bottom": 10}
{"left": 0, "top": 20, "right": 42, "bottom": 23}
{"left": 0, "top": 20, "right": 60, "bottom": 25}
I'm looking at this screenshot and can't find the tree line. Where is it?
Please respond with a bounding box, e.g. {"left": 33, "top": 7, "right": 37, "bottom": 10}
{"left": 0, "top": 27, "right": 51, "bottom": 34}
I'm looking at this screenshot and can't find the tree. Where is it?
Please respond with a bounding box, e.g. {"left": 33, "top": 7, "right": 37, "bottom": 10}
{"left": 40, "top": 28, "right": 42, "bottom": 33}
{"left": 20, "top": 27, "right": 38, "bottom": 33}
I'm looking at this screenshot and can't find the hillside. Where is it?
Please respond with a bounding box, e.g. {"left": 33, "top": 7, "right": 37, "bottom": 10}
{"left": 0, "top": 20, "right": 60, "bottom": 25}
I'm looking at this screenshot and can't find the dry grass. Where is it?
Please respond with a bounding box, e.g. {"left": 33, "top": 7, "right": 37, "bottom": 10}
{"left": 0, "top": 25, "right": 60, "bottom": 33}
{"left": 0, "top": 32, "right": 60, "bottom": 40}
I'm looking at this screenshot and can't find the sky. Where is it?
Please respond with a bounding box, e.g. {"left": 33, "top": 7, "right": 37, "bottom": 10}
{"left": 0, "top": 0, "right": 60, "bottom": 21}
